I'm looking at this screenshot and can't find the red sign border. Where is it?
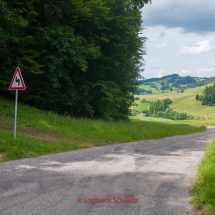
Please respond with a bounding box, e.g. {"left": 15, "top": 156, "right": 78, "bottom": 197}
{"left": 9, "top": 67, "right": 26, "bottom": 90}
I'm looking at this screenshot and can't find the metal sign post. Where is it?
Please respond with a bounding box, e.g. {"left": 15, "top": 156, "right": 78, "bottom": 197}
{"left": 9, "top": 67, "right": 26, "bottom": 139}
{"left": 14, "top": 90, "right": 18, "bottom": 139}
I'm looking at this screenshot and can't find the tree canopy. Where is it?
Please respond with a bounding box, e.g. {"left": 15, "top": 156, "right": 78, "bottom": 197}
{"left": 0, "top": 0, "right": 150, "bottom": 120}
{"left": 198, "top": 83, "right": 215, "bottom": 106}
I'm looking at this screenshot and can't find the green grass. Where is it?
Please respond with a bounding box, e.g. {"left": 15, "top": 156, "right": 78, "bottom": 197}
{"left": 0, "top": 130, "right": 81, "bottom": 161}
{"left": 0, "top": 95, "right": 206, "bottom": 161}
{"left": 139, "top": 84, "right": 160, "bottom": 93}
{"left": 190, "top": 139, "right": 215, "bottom": 215}
{"left": 131, "top": 116, "right": 215, "bottom": 127}
{"left": 130, "top": 116, "right": 181, "bottom": 124}
{"left": 154, "top": 82, "right": 162, "bottom": 90}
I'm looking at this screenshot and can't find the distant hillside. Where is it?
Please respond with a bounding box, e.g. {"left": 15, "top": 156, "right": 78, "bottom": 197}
{"left": 132, "top": 85, "right": 215, "bottom": 120}
{"left": 137, "top": 74, "right": 215, "bottom": 93}
{"left": 140, "top": 74, "right": 179, "bottom": 84}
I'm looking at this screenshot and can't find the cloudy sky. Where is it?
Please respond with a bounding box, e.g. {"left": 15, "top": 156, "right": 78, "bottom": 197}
{"left": 141, "top": 0, "right": 215, "bottom": 79}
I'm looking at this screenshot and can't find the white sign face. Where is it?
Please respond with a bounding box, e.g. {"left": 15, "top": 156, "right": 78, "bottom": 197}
{"left": 9, "top": 67, "right": 26, "bottom": 90}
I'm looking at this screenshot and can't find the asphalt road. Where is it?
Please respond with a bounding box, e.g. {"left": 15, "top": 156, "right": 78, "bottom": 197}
{"left": 0, "top": 127, "right": 215, "bottom": 215}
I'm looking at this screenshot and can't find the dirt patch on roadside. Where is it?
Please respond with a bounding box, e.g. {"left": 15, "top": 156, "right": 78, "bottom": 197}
{"left": 0, "top": 115, "right": 64, "bottom": 142}
{"left": 0, "top": 115, "right": 14, "bottom": 130}
{"left": 190, "top": 206, "right": 204, "bottom": 215}
{"left": 18, "top": 127, "right": 62, "bottom": 142}
{"left": 0, "top": 153, "right": 5, "bottom": 162}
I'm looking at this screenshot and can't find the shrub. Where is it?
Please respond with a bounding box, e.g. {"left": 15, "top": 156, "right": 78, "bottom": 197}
{"left": 142, "top": 98, "right": 194, "bottom": 120}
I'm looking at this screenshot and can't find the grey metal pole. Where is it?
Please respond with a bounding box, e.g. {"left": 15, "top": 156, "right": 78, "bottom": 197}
{"left": 14, "top": 90, "right": 18, "bottom": 139}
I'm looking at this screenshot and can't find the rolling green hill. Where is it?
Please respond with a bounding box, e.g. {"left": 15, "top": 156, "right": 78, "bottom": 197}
{"left": 132, "top": 85, "right": 215, "bottom": 124}
{"left": 137, "top": 74, "right": 215, "bottom": 94}
{"left": 139, "top": 84, "right": 160, "bottom": 93}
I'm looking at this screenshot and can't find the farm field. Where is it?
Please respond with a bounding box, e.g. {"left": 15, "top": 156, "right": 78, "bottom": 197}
{"left": 139, "top": 83, "right": 161, "bottom": 93}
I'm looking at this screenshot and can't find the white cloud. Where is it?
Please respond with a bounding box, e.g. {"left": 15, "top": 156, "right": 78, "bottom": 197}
{"left": 176, "top": 40, "right": 212, "bottom": 56}
{"left": 157, "top": 43, "right": 166, "bottom": 48}
{"left": 197, "top": 65, "right": 215, "bottom": 74}
{"left": 179, "top": 70, "right": 193, "bottom": 75}
{"left": 156, "top": 71, "right": 164, "bottom": 78}
{"left": 142, "top": 26, "right": 215, "bottom": 79}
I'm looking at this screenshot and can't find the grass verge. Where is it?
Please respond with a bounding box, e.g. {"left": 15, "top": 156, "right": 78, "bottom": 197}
{"left": 0, "top": 130, "right": 83, "bottom": 161}
{"left": 190, "top": 139, "right": 215, "bottom": 215}
{"left": 0, "top": 96, "right": 206, "bottom": 162}
{"left": 131, "top": 115, "right": 215, "bottom": 127}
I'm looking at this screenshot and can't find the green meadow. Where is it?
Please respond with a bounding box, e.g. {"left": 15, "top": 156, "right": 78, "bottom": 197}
{"left": 139, "top": 83, "right": 161, "bottom": 93}
{"left": 133, "top": 85, "right": 215, "bottom": 125}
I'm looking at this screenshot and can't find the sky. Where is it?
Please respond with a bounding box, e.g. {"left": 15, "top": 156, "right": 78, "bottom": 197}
{"left": 141, "top": 0, "right": 215, "bottom": 79}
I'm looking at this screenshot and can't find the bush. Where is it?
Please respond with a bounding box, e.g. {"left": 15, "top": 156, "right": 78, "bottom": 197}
{"left": 142, "top": 98, "right": 194, "bottom": 120}
{"left": 161, "top": 84, "right": 170, "bottom": 91}
{"left": 150, "top": 83, "right": 158, "bottom": 90}
{"left": 196, "top": 94, "right": 200, "bottom": 100}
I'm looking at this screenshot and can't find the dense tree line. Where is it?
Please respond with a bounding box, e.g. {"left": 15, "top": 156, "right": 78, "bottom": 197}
{"left": 196, "top": 83, "right": 215, "bottom": 106}
{"left": 145, "top": 98, "right": 172, "bottom": 113}
{"left": 142, "top": 98, "right": 194, "bottom": 120}
{"left": 136, "top": 88, "right": 152, "bottom": 94}
{"left": 149, "top": 83, "right": 158, "bottom": 90}
{"left": 160, "top": 84, "right": 170, "bottom": 91}
{"left": 139, "top": 74, "right": 178, "bottom": 84}
{"left": 0, "top": 0, "right": 151, "bottom": 120}
{"left": 171, "top": 76, "right": 196, "bottom": 89}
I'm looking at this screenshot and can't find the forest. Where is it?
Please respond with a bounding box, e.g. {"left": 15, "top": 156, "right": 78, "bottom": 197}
{"left": 0, "top": 0, "right": 151, "bottom": 120}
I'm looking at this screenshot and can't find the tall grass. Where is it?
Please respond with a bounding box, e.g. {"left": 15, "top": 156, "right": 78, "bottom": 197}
{"left": 0, "top": 130, "right": 81, "bottom": 161}
{"left": 190, "top": 139, "right": 215, "bottom": 214}
{"left": 0, "top": 96, "right": 206, "bottom": 161}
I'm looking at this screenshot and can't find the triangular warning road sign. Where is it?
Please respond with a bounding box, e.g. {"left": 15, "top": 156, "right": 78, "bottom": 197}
{"left": 9, "top": 67, "right": 26, "bottom": 90}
